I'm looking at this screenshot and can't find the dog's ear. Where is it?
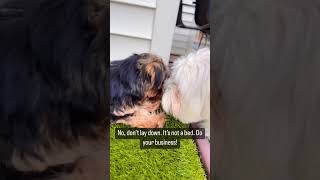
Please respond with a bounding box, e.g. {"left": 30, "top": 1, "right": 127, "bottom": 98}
{"left": 141, "top": 56, "right": 167, "bottom": 90}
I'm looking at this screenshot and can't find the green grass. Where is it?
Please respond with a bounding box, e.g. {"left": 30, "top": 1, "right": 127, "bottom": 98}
{"left": 110, "top": 115, "right": 207, "bottom": 180}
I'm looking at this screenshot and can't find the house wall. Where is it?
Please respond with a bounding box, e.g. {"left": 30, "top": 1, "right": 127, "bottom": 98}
{"left": 110, "top": 0, "right": 180, "bottom": 64}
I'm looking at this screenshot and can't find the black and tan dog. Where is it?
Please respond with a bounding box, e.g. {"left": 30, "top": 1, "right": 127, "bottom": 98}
{"left": 110, "top": 53, "right": 168, "bottom": 128}
{"left": 0, "top": 0, "right": 107, "bottom": 179}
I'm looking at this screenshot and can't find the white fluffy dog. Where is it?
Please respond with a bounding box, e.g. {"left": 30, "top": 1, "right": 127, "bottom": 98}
{"left": 162, "top": 48, "right": 210, "bottom": 139}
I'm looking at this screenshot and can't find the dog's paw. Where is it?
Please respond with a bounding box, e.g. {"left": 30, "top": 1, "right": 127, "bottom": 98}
{"left": 11, "top": 150, "right": 48, "bottom": 172}
{"left": 116, "top": 110, "right": 166, "bottom": 128}
{"left": 154, "top": 113, "right": 166, "bottom": 128}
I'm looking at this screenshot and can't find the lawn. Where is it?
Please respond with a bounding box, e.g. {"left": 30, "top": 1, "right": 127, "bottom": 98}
{"left": 110, "top": 115, "right": 207, "bottom": 180}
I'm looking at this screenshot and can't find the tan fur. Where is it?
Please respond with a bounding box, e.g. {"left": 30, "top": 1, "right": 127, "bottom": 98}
{"left": 114, "top": 53, "right": 168, "bottom": 128}
{"left": 145, "top": 62, "right": 161, "bottom": 85}
{"left": 138, "top": 54, "right": 167, "bottom": 89}
{"left": 116, "top": 109, "right": 165, "bottom": 128}
{"left": 140, "top": 100, "right": 161, "bottom": 112}
{"left": 115, "top": 100, "right": 165, "bottom": 128}
{"left": 112, "top": 106, "right": 136, "bottom": 117}
{"left": 144, "top": 89, "right": 159, "bottom": 99}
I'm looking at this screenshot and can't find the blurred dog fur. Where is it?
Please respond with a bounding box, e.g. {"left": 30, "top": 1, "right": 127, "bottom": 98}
{"left": 110, "top": 54, "right": 168, "bottom": 128}
{"left": 162, "top": 48, "right": 210, "bottom": 139}
{"left": 0, "top": 0, "right": 107, "bottom": 179}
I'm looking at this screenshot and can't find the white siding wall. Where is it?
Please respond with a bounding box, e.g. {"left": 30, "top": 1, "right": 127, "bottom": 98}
{"left": 110, "top": 0, "right": 180, "bottom": 63}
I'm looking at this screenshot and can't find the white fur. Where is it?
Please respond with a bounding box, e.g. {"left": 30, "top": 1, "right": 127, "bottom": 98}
{"left": 162, "top": 48, "right": 210, "bottom": 139}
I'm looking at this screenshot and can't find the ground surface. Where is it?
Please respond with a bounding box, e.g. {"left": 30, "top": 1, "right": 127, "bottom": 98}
{"left": 110, "top": 115, "right": 207, "bottom": 180}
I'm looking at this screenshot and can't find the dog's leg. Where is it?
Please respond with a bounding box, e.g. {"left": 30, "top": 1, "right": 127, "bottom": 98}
{"left": 112, "top": 106, "right": 136, "bottom": 117}
{"left": 11, "top": 138, "right": 106, "bottom": 173}
{"left": 140, "top": 101, "right": 161, "bottom": 112}
{"left": 51, "top": 149, "right": 107, "bottom": 180}
{"left": 116, "top": 109, "right": 166, "bottom": 128}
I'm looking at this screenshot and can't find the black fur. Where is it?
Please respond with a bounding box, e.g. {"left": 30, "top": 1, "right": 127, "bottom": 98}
{"left": 110, "top": 54, "right": 166, "bottom": 121}
{"left": 213, "top": 0, "right": 320, "bottom": 179}
{"left": 111, "top": 55, "right": 145, "bottom": 114}
{"left": 0, "top": 0, "right": 107, "bottom": 179}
